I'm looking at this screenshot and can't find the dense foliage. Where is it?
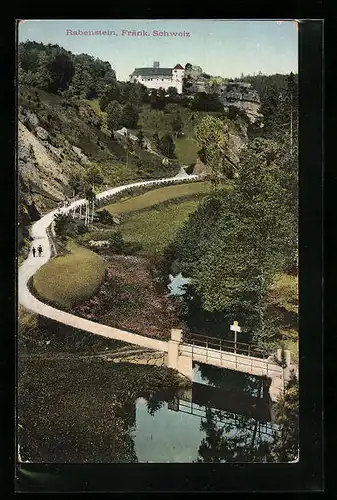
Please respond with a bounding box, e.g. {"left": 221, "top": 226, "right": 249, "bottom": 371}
{"left": 19, "top": 41, "right": 116, "bottom": 98}
{"left": 168, "top": 134, "right": 297, "bottom": 348}
{"left": 242, "top": 72, "right": 298, "bottom": 141}
{"left": 191, "top": 92, "right": 224, "bottom": 112}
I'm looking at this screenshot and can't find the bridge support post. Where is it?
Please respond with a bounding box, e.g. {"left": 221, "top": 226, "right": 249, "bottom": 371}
{"left": 276, "top": 348, "right": 291, "bottom": 367}
{"left": 167, "top": 329, "right": 193, "bottom": 381}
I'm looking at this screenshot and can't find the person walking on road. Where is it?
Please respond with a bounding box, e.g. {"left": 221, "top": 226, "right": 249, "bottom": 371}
{"left": 32, "top": 246, "right": 36, "bottom": 258}
{"left": 37, "top": 245, "right": 43, "bottom": 257}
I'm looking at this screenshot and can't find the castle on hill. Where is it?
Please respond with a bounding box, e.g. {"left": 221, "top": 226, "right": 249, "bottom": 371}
{"left": 129, "top": 61, "right": 184, "bottom": 94}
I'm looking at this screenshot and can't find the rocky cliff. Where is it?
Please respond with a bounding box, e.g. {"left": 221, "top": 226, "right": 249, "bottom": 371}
{"left": 193, "top": 119, "right": 249, "bottom": 176}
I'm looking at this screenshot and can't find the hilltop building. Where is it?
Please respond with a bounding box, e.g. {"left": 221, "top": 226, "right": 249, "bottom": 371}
{"left": 129, "top": 62, "right": 185, "bottom": 94}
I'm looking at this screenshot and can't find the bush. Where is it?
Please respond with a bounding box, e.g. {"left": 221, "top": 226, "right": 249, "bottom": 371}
{"left": 109, "top": 230, "right": 125, "bottom": 253}
{"left": 54, "top": 213, "right": 88, "bottom": 238}
{"left": 76, "top": 222, "right": 89, "bottom": 235}
{"left": 95, "top": 209, "right": 114, "bottom": 225}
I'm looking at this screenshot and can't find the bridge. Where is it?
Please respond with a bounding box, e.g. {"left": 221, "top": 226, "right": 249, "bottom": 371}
{"left": 18, "top": 175, "right": 295, "bottom": 404}
{"left": 167, "top": 329, "right": 288, "bottom": 402}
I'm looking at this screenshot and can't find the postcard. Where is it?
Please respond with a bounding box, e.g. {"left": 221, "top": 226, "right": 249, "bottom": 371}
{"left": 16, "top": 19, "right": 302, "bottom": 471}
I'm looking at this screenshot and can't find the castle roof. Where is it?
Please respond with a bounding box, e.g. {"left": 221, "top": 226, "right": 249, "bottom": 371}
{"left": 173, "top": 64, "right": 184, "bottom": 70}
{"left": 132, "top": 67, "right": 172, "bottom": 77}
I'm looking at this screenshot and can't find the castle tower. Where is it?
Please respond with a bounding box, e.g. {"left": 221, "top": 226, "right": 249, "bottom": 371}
{"left": 172, "top": 63, "right": 184, "bottom": 94}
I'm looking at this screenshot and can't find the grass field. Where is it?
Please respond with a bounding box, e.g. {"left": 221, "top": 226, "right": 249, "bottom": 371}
{"left": 121, "top": 199, "right": 201, "bottom": 255}
{"left": 103, "top": 182, "right": 210, "bottom": 216}
{"left": 32, "top": 241, "right": 105, "bottom": 310}
{"left": 175, "top": 137, "right": 199, "bottom": 165}
{"left": 139, "top": 104, "right": 211, "bottom": 138}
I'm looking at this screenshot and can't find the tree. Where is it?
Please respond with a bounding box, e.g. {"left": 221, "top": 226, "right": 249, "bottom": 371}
{"left": 153, "top": 132, "right": 160, "bottom": 150}
{"left": 68, "top": 168, "right": 85, "bottom": 196}
{"left": 49, "top": 52, "right": 75, "bottom": 93}
{"left": 191, "top": 92, "right": 223, "bottom": 112}
{"left": 172, "top": 112, "right": 184, "bottom": 138}
{"left": 159, "top": 133, "right": 176, "bottom": 158}
{"left": 170, "top": 136, "right": 297, "bottom": 348}
{"left": 109, "top": 230, "right": 125, "bottom": 253}
{"left": 137, "top": 128, "right": 145, "bottom": 148}
{"left": 99, "top": 82, "right": 121, "bottom": 111}
{"left": 190, "top": 138, "right": 296, "bottom": 346}
{"left": 194, "top": 115, "right": 235, "bottom": 188}
{"left": 121, "top": 103, "right": 139, "bottom": 129}
{"left": 128, "top": 82, "right": 149, "bottom": 106}
{"left": 270, "top": 372, "right": 299, "bottom": 462}
{"left": 286, "top": 72, "right": 298, "bottom": 156}
{"left": 85, "top": 163, "right": 104, "bottom": 190}
{"left": 36, "top": 52, "right": 52, "bottom": 91}
{"left": 167, "top": 86, "right": 178, "bottom": 100}
{"left": 106, "top": 100, "right": 123, "bottom": 132}
{"left": 68, "top": 58, "right": 95, "bottom": 99}
{"left": 53, "top": 213, "right": 76, "bottom": 237}
{"left": 150, "top": 88, "right": 166, "bottom": 110}
{"left": 18, "top": 41, "right": 116, "bottom": 97}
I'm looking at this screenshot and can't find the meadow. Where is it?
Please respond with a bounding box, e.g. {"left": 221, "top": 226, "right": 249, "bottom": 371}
{"left": 174, "top": 137, "right": 199, "bottom": 165}
{"left": 103, "top": 181, "right": 210, "bottom": 216}
{"left": 121, "top": 199, "right": 201, "bottom": 256}
{"left": 32, "top": 240, "right": 105, "bottom": 310}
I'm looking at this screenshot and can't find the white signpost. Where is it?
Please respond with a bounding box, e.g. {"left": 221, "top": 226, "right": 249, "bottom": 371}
{"left": 230, "top": 320, "right": 241, "bottom": 354}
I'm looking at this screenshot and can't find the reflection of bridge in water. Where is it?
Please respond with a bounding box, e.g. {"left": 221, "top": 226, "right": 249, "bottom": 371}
{"left": 169, "top": 399, "right": 279, "bottom": 439}
{"left": 167, "top": 381, "right": 280, "bottom": 437}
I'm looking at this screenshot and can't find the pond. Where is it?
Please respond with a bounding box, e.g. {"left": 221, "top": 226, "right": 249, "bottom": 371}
{"left": 132, "top": 364, "right": 280, "bottom": 463}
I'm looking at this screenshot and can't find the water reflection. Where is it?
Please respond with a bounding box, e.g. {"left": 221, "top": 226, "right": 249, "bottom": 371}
{"left": 132, "top": 364, "right": 280, "bottom": 463}
{"left": 168, "top": 273, "right": 190, "bottom": 296}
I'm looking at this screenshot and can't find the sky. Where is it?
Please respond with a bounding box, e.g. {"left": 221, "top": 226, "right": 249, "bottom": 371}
{"left": 18, "top": 19, "right": 298, "bottom": 81}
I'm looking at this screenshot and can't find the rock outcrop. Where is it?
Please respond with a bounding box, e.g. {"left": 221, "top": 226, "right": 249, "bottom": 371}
{"left": 18, "top": 121, "right": 70, "bottom": 217}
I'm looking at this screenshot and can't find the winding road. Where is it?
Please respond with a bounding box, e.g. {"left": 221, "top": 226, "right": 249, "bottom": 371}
{"left": 18, "top": 172, "right": 199, "bottom": 352}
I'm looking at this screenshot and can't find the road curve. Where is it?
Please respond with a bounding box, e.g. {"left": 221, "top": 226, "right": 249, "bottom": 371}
{"left": 18, "top": 174, "right": 199, "bottom": 352}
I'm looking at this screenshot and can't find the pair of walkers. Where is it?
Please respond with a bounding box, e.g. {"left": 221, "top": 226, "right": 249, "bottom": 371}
{"left": 32, "top": 245, "right": 43, "bottom": 258}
